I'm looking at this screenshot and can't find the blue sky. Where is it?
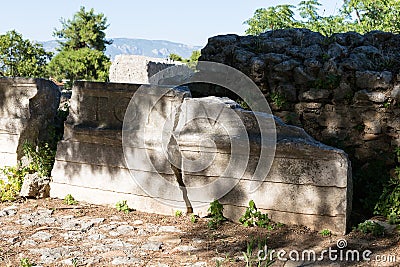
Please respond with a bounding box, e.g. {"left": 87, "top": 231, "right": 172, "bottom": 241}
{"left": 0, "top": 0, "right": 342, "bottom": 46}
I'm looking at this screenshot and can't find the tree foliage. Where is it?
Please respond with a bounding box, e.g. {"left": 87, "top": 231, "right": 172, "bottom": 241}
{"left": 0, "top": 30, "right": 51, "bottom": 77}
{"left": 169, "top": 53, "right": 184, "bottom": 62}
{"left": 49, "top": 7, "right": 112, "bottom": 85}
{"left": 54, "top": 6, "right": 112, "bottom": 51}
{"left": 245, "top": 0, "right": 400, "bottom": 36}
{"left": 189, "top": 50, "right": 201, "bottom": 62}
{"left": 47, "top": 48, "right": 110, "bottom": 85}
{"left": 168, "top": 50, "right": 201, "bottom": 63}
{"left": 342, "top": 0, "right": 400, "bottom": 33}
{"left": 244, "top": 5, "right": 296, "bottom": 35}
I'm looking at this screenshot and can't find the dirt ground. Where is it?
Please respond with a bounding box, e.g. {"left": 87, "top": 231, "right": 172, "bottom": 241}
{"left": 0, "top": 198, "right": 399, "bottom": 267}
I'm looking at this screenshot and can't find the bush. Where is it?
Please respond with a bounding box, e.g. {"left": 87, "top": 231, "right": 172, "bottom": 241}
{"left": 353, "top": 159, "right": 389, "bottom": 218}
{"left": 374, "top": 169, "right": 400, "bottom": 218}
{"left": 0, "top": 140, "right": 58, "bottom": 202}
{"left": 0, "top": 165, "right": 28, "bottom": 202}
{"left": 355, "top": 220, "right": 385, "bottom": 237}
{"left": 374, "top": 148, "right": 400, "bottom": 219}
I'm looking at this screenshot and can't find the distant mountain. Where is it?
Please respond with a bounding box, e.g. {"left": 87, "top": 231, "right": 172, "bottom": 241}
{"left": 40, "top": 40, "right": 59, "bottom": 54}
{"left": 40, "top": 38, "right": 203, "bottom": 61}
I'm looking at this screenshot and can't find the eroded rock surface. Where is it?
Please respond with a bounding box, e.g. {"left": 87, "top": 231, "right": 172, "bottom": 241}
{"left": 0, "top": 78, "right": 60, "bottom": 167}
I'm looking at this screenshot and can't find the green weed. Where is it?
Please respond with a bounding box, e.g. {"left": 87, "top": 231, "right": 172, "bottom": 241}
{"left": 174, "top": 210, "right": 183, "bottom": 217}
{"left": 270, "top": 92, "right": 286, "bottom": 109}
{"left": 353, "top": 124, "right": 365, "bottom": 132}
{"left": 313, "top": 74, "right": 341, "bottom": 90}
{"left": 116, "top": 200, "right": 130, "bottom": 214}
{"left": 394, "top": 147, "right": 400, "bottom": 162}
{"left": 207, "top": 200, "right": 226, "bottom": 229}
{"left": 383, "top": 101, "right": 391, "bottom": 109}
{"left": 190, "top": 214, "right": 198, "bottom": 223}
{"left": 374, "top": 147, "right": 400, "bottom": 218}
{"left": 243, "top": 237, "right": 275, "bottom": 267}
{"left": 20, "top": 258, "right": 33, "bottom": 267}
{"left": 387, "top": 211, "right": 400, "bottom": 225}
{"left": 236, "top": 98, "right": 251, "bottom": 110}
{"left": 239, "top": 200, "right": 270, "bottom": 228}
{"left": 63, "top": 194, "right": 78, "bottom": 205}
{"left": 320, "top": 229, "right": 332, "bottom": 237}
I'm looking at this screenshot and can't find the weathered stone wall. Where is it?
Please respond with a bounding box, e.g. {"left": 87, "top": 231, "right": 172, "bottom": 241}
{"left": 200, "top": 29, "right": 400, "bottom": 214}
{"left": 0, "top": 78, "right": 60, "bottom": 167}
{"left": 50, "top": 82, "right": 191, "bottom": 215}
{"left": 51, "top": 81, "right": 351, "bottom": 234}
{"left": 109, "top": 55, "right": 180, "bottom": 84}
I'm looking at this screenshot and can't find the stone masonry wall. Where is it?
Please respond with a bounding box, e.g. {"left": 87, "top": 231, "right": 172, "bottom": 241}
{"left": 200, "top": 29, "right": 400, "bottom": 213}
{"left": 109, "top": 55, "right": 180, "bottom": 84}
{"left": 0, "top": 78, "right": 60, "bottom": 167}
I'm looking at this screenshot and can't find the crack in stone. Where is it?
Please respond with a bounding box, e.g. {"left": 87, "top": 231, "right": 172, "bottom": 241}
{"left": 168, "top": 100, "right": 193, "bottom": 213}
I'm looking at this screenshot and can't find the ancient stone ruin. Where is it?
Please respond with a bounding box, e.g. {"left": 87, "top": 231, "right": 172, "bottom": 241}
{"left": 8, "top": 29, "right": 389, "bottom": 234}
{"left": 109, "top": 55, "right": 180, "bottom": 84}
{"left": 0, "top": 78, "right": 60, "bottom": 166}
{"left": 50, "top": 80, "right": 352, "bottom": 234}
{"left": 200, "top": 29, "right": 400, "bottom": 216}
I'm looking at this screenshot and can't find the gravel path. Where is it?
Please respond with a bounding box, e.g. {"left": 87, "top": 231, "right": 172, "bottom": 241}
{"left": 0, "top": 198, "right": 399, "bottom": 266}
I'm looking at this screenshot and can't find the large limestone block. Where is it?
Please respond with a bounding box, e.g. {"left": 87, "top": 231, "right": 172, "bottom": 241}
{"left": 172, "top": 97, "right": 352, "bottom": 234}
{"left": 0, "top": 78, "right": 60, "bottom": 167}
{"left": 51, "top": 82, "right": 190, "bottom": 208}
{"left": 109, "top": 55, "right": 180, "bottom": 84}
{"left": 67, "top": 81, "right": 141, "bottom": 129}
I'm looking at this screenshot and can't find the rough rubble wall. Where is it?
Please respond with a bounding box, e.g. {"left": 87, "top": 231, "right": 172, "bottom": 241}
{"left": 109, "top": 55, "right": 180, "bottom": 84}
{"left": 51, "top": 81, "right": 351, "bottom": 234}
{"left": 0, "top": 78, "right": 60, "bottom": 167}
{"left": 200, "top": 29, "right": 400, "bottom": 213}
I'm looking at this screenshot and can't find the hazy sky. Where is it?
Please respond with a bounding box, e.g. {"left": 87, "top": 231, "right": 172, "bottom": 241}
{"left": 0, "top": 0, "right": 342, "bottom": 46}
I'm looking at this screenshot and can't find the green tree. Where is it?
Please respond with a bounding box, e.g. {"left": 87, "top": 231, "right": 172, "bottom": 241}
{"left": 48, "top": 7, "right": 112, "bottom": 85}
{"left": 298, "top": 0, "right": 321, "bottom": 32}
{"left": 169, "top": 51, "right": 201, "bottom": 63}
{"left": 169, "top": 53, "right": 184, "bottom": 62}
{"left": 298, "top": 0, "right": 321, "bottom": 21}
{"left": 244, "top": 0, "right": 400, "bottom": 36}
{"left": 47, "top": 48, "right": 110, "bottom": 86}
{"left": 0, "top": 30, "right": 51, "bottom": 77}
{"left": 189, "top": 50, "right": 201, "bottom": 62}
{"left": 342, "top": 0, "right": 400, "bottom": 33}
{"left": 244, "top": 5, "right": 296, "bottom": 35}
{"left": 54, "top": 6, "right": 112, "bottom": 51}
